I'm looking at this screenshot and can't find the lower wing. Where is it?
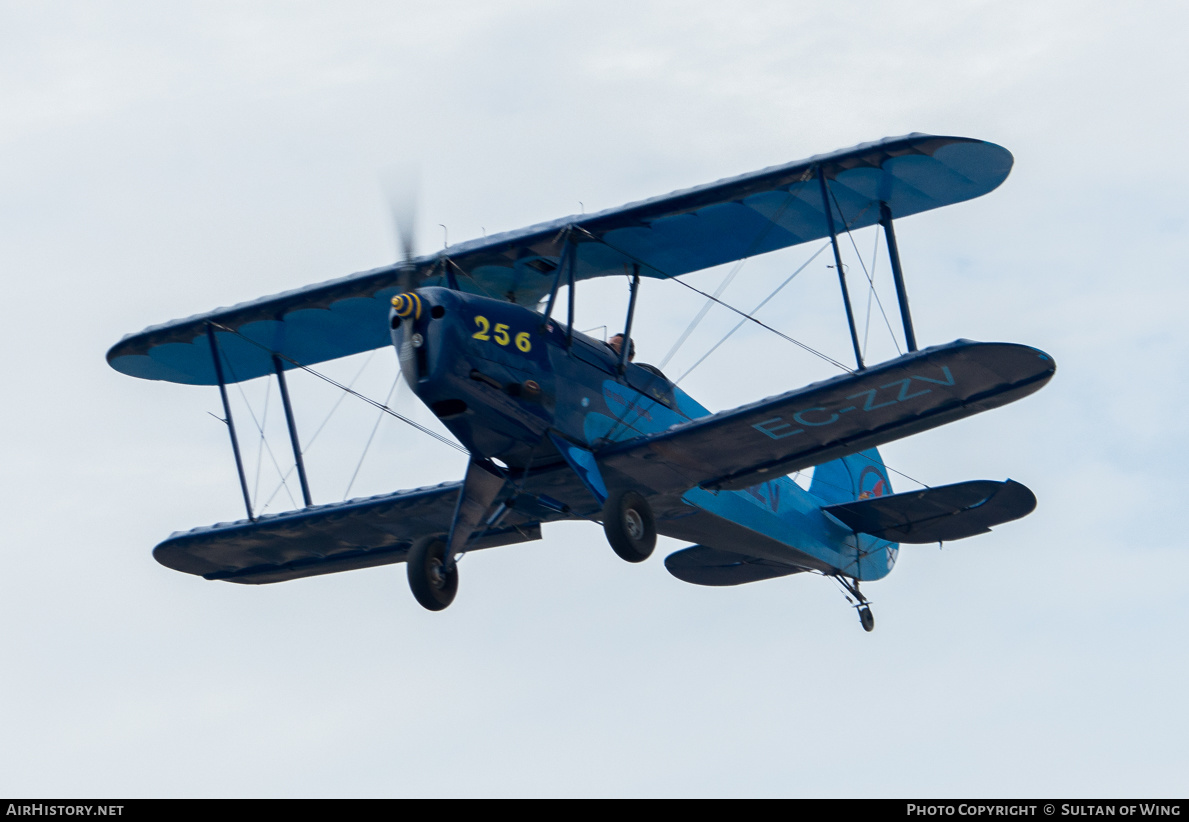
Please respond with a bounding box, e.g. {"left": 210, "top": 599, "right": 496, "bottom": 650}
{"left": 154, "top": 482, "right": 545, "bottom": 584}
{"left": 600, "top": 340, "right": 1054, "bottom": 495}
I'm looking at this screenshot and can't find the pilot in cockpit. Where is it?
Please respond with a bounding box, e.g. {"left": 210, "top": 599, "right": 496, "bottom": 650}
{"left": 607, "top": 333, "right": 636, "bottom": 362}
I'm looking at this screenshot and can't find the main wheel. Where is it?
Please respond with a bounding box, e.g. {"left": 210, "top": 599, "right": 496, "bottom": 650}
{"left": 859, "top": 606, "right": 875, "bottom": 633}
{"left": 407, "top": 535, "right": 458, "bottom": 611}
{"left": 602, "top": 490, "right": 656, "bottom": 563}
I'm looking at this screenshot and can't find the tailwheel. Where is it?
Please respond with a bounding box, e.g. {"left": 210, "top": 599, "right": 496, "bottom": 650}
{"left": 407, "top": 535, "right": 458, "bottom": 611}
{"left": 858, "top": 605, "right": 875, "bottom": 633}
{"left": 602, "top": 490, "right": 656, "bottom": 563}
{"left": 835, "top": 574, "right": 875, "bottom": 633}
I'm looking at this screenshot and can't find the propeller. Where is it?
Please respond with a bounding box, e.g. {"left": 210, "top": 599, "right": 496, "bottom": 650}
{"left": 381, "top": 164, "right": 420, "bottom": 292}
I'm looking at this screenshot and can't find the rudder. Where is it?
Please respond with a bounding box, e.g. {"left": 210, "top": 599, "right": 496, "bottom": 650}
{"left": 809, "top": 448, "right": 899, "bottom": 581}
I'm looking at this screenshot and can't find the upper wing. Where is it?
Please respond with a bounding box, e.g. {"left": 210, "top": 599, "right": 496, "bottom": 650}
{"left": 599, "top": 341, "right": 1055, "bottom": 495}
{"left": 107, "top": 134, "right": 1012, "bottom": 386}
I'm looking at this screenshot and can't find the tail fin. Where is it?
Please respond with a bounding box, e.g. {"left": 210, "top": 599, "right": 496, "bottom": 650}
{"left": 808, "top": 447, "right": 893, "bottom": 506}
{"left": 809, "top": 447, "right": 899, "bottom": 581}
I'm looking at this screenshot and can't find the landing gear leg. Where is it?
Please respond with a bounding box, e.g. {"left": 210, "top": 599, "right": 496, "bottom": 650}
{"left": 407, "top": 458, "right": 505, "bottom": 612}
{"left": 836, "top": 575, "right": 875, "bottom": 633}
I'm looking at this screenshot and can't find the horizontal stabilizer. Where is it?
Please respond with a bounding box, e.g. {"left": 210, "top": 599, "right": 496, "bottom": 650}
{"left": 664, "top": 545, "right": 805, "bottom": 587}
{"left": 822, "top": 479, "right": 1036, "bottom": 543}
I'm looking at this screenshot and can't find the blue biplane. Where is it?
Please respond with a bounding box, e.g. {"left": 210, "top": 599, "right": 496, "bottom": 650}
{"left": 107, "top": 134, "right": 1055, "bottom": 630}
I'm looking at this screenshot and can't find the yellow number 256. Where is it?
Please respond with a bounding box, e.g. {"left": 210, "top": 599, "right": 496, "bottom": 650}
{"left": 472, "top": 316, "right": 532, "bottom": 353}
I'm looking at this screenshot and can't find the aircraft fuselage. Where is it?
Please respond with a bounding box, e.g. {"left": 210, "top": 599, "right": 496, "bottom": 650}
{"left": 389, "top": 286, "right": 899, "bottom": 582}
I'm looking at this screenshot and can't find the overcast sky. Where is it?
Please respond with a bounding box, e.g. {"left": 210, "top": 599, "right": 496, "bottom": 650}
{"left": 1, "top": 1, "right": 1186, "bottom": 798}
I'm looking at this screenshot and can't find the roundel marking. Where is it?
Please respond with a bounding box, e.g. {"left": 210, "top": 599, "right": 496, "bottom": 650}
{"left": 857, "top": 465, "right": 889, "bottom": 500}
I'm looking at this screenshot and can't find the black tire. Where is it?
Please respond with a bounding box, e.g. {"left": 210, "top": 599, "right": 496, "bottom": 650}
{"left": 859, "top": 606, "right": 875, "bottom": 633}
{"left": 407, "top": 535, "right": 457, "bottom": 611}
{"left": 602, "top": 490, "right": 656, "bottom": 563}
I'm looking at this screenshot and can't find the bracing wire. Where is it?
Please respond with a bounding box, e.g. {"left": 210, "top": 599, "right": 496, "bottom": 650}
{"left": 878, "top": 460, "right": 930, "bottom": 491}
{"left": 251, "top": 376, "right": 273, "bottom": 504}
{"left": 567, "top": 176, "right": 856, "bottom": 375}
{"left": 861, "top": 226, "right": 881, "bottom": 358}
{"left": 343, "top": 373, "right": 402, "bottom": 500}
{"left": 222, "top": 332, "right": 466, "bottom": 515}
{"left": 658, "top": 185, "right": 804, "bottom": 370}
{"left": 607, "top": 186, "right": 929, "bottom": 492}
{"left": 575, "top": 190, "right": 890, "bottom": 378}
{"left": 826, "top": 185, "right": 900, "bottom": 358}
{"left": 446, "top": 257, "right": 501, "bottom": 302}
{"left": 801, "top": 448, "right": 930, "bottom": 498}
{"left": 297, "top": 349, "right": 377, "bottom": 456}
{"left": 222, "top": 350, "right": 296, "bottom": 512}
{"left": 612, "top": 248, "right": 854, "bottom": 374}
{"left": 213, "top": 322, "right": 466, "bottom": 455}
{"left": 658, "top": 256, "right": 746, "bottom": 370}
{"left": 673, "top": 241, "right": 832, "bottom": 384}
{"left": 256, "top": 352, "right": 378, "bottom": 513}
{"left": 294, "top": 361, "right": 465, "bottom": 453}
